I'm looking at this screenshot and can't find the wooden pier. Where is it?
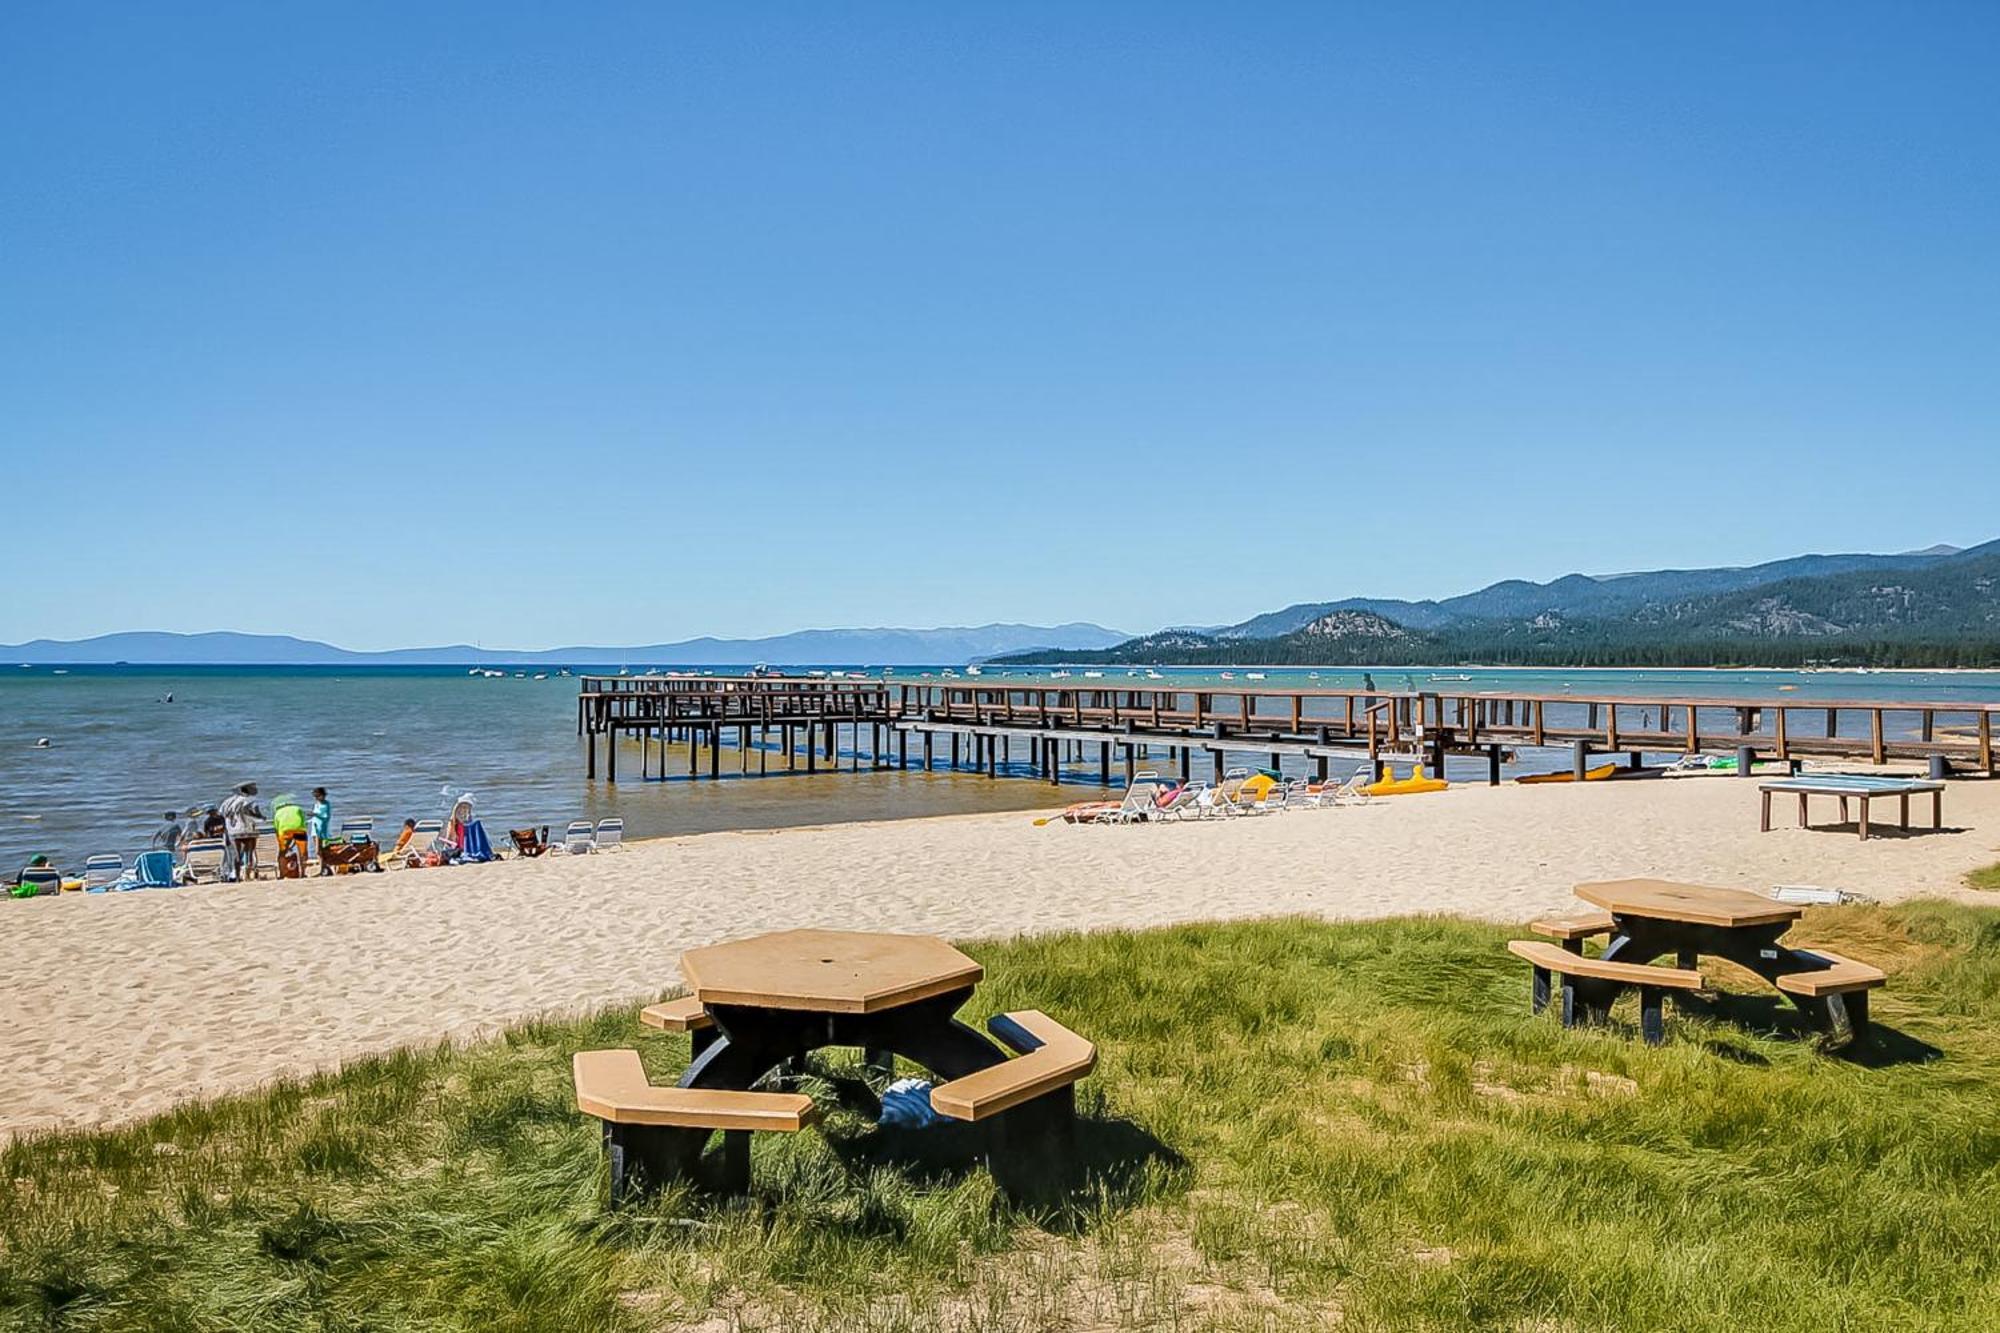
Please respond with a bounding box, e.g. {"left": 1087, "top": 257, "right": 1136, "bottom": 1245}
{"left": 578, "top": 676, "right": 1999, "bottom": 785}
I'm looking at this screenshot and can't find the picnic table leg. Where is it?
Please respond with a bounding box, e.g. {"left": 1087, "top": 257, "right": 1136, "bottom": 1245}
{"left": 1558, "top": 977, "right": 1579, "bottom": 1029}
{"left": 1798, "top": 792, "right": 1808, "bottom": 829}
{"left": 1839, "top": 795, "right": 1849, "bottom": 826}
{"left": 1638, "top": 986, "right": 1665, "bottom": 1046}
{"left": 1761, "top": 790, "right": 1771, "bottom": 832}
{"left": 1934, "top": 789, "right": 1943, "bottom": 830}
{"left": 1531, "top": 964, "right": 1552, "bottom": 1014}
{"left": 1828, "top": 990, "right": 1870, "bottom": 1044}
{"left": 1858, "top": 798, "right": 1869, "bottom": 841}
{"left": 719, "top": 1130, "right": 752, "bottom": 1195}
{"left": 1900, "top": 792, "right": 1909, "bottom": 829}
{"left": 1676, "top": 950, "right": 1697, "bottom": 971}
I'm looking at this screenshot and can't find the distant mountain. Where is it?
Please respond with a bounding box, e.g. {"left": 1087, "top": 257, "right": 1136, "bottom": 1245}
{"left": 1218, "top": 544, "right": 1983, "bottom": 639}
{"left": 0, "top": 622, "right": 1131, "bottom": 667}
{"left": 997, "top": 539, "right": 2000, "bottom": 668}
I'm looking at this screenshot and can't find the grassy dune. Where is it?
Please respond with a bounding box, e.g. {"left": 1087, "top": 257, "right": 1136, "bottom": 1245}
{"left": 4, "top": 904, "right": 1998, "bottom": 1331}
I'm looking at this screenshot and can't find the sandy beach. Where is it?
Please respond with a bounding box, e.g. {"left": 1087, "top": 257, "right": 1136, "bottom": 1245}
{"left": 7, "top": 775, "right": 1999, "bottom": 1137}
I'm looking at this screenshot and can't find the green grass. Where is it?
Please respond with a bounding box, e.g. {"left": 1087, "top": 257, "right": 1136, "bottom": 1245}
{"left": 5, "top": 904, "right": 2000, "bottom": 1331}
{"left": 1968, "top": 862, "right": 2000, "bottom": 892}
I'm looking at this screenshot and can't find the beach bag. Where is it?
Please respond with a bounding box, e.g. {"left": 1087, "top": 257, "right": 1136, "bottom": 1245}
{"left": 877, "top": 1077, "right": 941, "bottom": 1129}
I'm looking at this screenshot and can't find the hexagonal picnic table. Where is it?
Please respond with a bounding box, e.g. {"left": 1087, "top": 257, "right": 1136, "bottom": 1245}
{"left": 648, "top": 928, "right": 1029, "bottom": 1180}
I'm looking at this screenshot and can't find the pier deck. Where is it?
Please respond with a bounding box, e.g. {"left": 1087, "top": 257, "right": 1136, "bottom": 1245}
{"left": 577, "top": 677, "right": 1999, "bottom": 786}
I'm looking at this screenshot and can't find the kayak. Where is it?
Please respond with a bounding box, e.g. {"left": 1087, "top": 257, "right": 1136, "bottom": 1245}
{"left": 1518, "top": 763, "right": 1621, "bottom": 785}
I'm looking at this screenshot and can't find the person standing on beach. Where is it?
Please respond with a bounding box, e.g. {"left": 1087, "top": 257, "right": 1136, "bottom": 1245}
{"left": 218, "top": 782, "right": 264, "bottom": 881}
{"left": 309, "top": 788, "right": 332, "bottom": 875}
{"left": 150, "top": 810, "right": 183, "bottom": 855}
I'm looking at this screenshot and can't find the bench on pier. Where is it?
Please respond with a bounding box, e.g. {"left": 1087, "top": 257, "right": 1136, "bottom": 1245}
{"left": 1775, "top": 949, "right": 1885, "bottom": 1041}
{"left": 573, "top": 1049, "right": 817, "bottom": 1203}
{"left": 1506, "top": 940, "right": 1702, "bottom": 1046}
{"left": 1529, "top": 911, "right": 1616, "bottom": 953}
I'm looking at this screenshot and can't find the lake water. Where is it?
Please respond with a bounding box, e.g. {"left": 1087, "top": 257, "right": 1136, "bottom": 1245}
{"left": 4, "top": 663, "right": 1996, "bottom": 873}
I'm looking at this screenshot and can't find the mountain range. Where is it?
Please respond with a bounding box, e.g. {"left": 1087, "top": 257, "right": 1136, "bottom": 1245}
{"left": 1000, "top": 539, "right": 2000, "bottom": 669}
{"left": 0, "top": 623, "right": 1130, "bottom": 667}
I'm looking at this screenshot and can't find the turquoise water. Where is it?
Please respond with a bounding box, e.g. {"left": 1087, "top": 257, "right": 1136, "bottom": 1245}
{"left": 4, "top": 663, "right": 1996, "bottom": 874}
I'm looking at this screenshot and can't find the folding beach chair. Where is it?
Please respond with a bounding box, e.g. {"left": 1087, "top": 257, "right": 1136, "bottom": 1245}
{"left": 131, "top": 850, "right": 178, "bottom": 888}
{"left": 252, "top": 826, "right": 282, "bottom": 880}
{"left": 337, "top": 816, "right": 375, "bottom": 844}
{"left": 562, "top": 820, "right": 597, "bottom": 854}
{"left": 594, "top": 818, "right": 625, "bottom": 850}
{"left": 180, "top": 839, "right": 225, "bottom": 883}
{"left": 509, "top": 827, "right": 549, "bottom": 858}
{"left": 81, "top": 854, "right": 124, "bottom": 892}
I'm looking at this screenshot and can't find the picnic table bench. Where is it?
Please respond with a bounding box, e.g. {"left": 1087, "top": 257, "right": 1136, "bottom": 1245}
{"left": 1514, "top": 879, "right": 1884, "bottom": 1046}
{"left": 576, "top": 929, "right": 1095, "bottom": 1201}
{"left": 1757, "top": 774, "right": 1945, "bottom": 840}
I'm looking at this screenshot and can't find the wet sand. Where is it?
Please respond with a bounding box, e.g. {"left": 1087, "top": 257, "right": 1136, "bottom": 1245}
{"left": 5, "top": 774, "right": 1998, "bottom": 1136}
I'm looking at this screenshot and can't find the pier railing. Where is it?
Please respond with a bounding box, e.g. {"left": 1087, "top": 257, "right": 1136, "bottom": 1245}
{"left": 574, "top": 675, "right": 1999, "bottom": 781}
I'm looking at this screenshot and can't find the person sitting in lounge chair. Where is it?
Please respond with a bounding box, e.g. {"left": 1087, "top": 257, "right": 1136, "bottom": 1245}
{"left": 385, "top": 818, "right": 418, "bottom": 859}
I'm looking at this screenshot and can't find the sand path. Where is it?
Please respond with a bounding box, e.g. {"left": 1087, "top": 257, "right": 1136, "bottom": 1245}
{"left": 6, "top": 775, "right": 1998, "bottom": 1135}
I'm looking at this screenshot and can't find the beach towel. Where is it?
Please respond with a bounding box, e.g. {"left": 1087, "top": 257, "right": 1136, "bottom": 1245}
{"left": 458, "top": 819, "right": 493, "bottom": 863}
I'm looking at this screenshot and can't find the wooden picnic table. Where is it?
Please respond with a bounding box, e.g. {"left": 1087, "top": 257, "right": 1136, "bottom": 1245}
{"left": 644, "top": 929, "right": 1044, "bottom": 1181}
{"left": 1757, "top": 774, "right": 1944, "bottom": 840}
{"left": 1570, "top": 878, "right": 1872, "bottom": 1037}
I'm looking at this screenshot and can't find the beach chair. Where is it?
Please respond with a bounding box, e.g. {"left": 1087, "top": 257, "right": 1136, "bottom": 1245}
{"left": 337, "top": 816, "right": 375, "bottom": 844}
{"left": 509, "top": 827, "right": 549, "bottom": 858}
{"left": 81, "top": 853, "right": 124, "bottom": 892}
{"left": 1330, "top": 767, "right": 1374, "bottom": 806}
{"left": 181, "top": 838, "right": 225, "bottom": 883}
{"left": 15, "top": 865, "right": 62, "bottom": 897}
{"left": 1153, "top": 782, "right": 1200, "bottom": 820}
{"left": 1155, "top": 780, "right": 1207, "bottom": 820}
{"left": 412, "top": 818, "right": 446, "bottom": 849}
{"left": 595, "top": 818, "right": 625, "bottom": 850}
{"left": 131, "top": 850, "right": 178, "bottom": 889}
{"left": 1096, "top": 776, "right": 1165, "bottom": 824}
{"left": 252, "top": 826, "right": 281, "bottom": 880}
{"left": 562, "top": 820, "right": 597, "bottom": 854}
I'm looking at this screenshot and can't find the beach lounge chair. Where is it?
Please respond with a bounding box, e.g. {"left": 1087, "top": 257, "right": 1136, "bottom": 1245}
{"left": 595, "top": 818, "right": 625, "bottom": 850}
{"left": 81, "top": 853, "right": 124, "bottom": 893}
{"left": 563, "top": 820, "right": 597, "bottom": 854}
{"left": 337, "top": 816, "right": 375, "bottom": 844}
{"left": 181, "top": 838, "right": 225, "bottom": 883}
{"left": 509, "top": 827, "right": 549, "bottom": 858}
{"left": 15, "top": 865, "right": 62, "bottom": 897}
{"left": 1098, "top": 776, "right": 1165, "bottom": 824}
{"left": 1152, "top": 782, "right": 1200, "bottom": 820}
{"left": 412, "top": 818, "right": 446, "bottom": 852}
{"left": 251, "top": 826, "right": 281, "bottom": 880}
{"left": 131, "top": 850, "right": 177, "bottom": 889}
{"left": 1156, "top": 780, "right": 1210, "bottom": 819}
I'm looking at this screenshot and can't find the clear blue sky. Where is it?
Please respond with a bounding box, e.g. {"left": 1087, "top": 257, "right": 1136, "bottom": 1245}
{"left": 4, "top": 2, "right": 1995, "bottom": 649}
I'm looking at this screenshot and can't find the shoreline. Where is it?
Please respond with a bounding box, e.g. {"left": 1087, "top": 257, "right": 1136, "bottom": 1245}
{"left": 6, "top": 776, "right": 1999, "bottom": 1139}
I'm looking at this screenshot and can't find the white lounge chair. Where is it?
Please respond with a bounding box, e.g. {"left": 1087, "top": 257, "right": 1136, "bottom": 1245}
{"left": 563, "top": 820, "right": 597, "bottom": 854}
{"left": 1100, "top": 776, "right": 1165, "bottom": 824}
{"left": 1153, "top": 782, "right": 1203, "bottom": 820}
{"left": 252, "top": 826, "right": 281, "bottom": 880}
{"left": 81, "top": 854, "right": 123, "bottom": 892}
{"left": 1329, "top": 766, "right": 1374, "bottom": 806}
{"left": 181, "top": 838, "right": 225, "bottom": 883}
{"left": 337, "top": 816, "right": 375, "bottom": 844}
{"left": 594, "top": 818, "right": 625, "bottom": 851}
{"left": 411, "top": 818, "right": 447, "bottom": 856}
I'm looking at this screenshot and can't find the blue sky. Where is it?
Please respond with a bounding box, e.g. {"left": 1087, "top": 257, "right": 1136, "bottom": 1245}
{"left": 3, "top": 2, "right": 1995, "bottom": 649}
